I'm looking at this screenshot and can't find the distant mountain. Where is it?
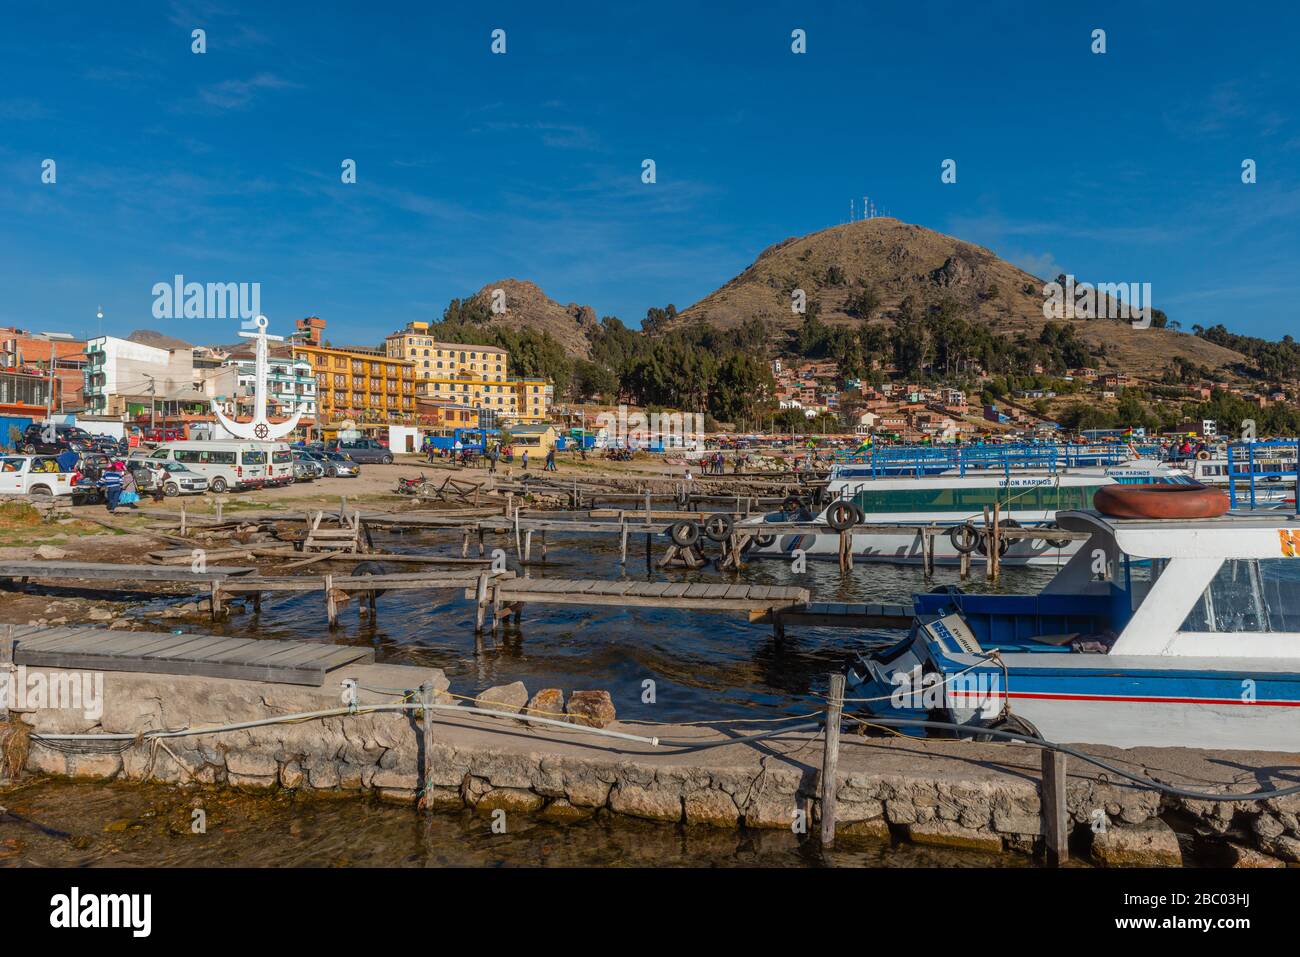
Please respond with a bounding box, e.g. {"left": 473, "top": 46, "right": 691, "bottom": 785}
{"left": 458, "top": 279, "right": 597, "bottom": 358}
{"left": 127, "top": 329, "right": 192, "bottom": 350}
{"left": 667, "top": 217, "right": 1247, "bottom": 379}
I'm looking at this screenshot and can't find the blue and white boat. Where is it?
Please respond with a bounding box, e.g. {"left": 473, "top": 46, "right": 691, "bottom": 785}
{"left": 738, "top": 456, "right": 1192, "bottom": 566}
{"left": 846, "top": 509, "right": 1300, "bottom": 751}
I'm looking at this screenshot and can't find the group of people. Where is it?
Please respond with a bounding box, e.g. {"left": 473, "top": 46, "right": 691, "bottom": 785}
{"left": 78, "top": 456, "right": 171, "bottom": 512}
{"left": 701, "top": 451, "right": 734, "bottom": 474}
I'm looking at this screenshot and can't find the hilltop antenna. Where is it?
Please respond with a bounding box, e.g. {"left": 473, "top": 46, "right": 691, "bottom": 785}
{"left": 850, "top": 198, "right": 855, "bottom": 222}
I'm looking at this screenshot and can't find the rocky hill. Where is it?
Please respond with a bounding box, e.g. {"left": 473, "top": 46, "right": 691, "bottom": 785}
{"left": 668, "top": 217, "right": 1246, "bottom": 379}
{"left": 463, "top": 279, "right": 596, "bottom": 358}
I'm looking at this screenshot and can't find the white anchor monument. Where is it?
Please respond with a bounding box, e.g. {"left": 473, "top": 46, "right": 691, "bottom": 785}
{"left": 211, "top": 315, "right": 304, "bottom": 441}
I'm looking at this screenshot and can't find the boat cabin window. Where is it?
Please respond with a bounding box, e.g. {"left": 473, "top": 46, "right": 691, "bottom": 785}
{"left": 1179, "top": 560, "right": 1300, "bottom": 634}
{"left": 850, "top": 483, "right": 1102, "bottom": 514}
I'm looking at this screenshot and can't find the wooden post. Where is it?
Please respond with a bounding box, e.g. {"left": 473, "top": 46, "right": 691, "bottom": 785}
{"left": 179, "top": 501, "right": 187, "bottom": 536}
{"left": 473, "top": 572, "right": 490, "bottom": 636}
{"left": 917, "top": 528, "right": 929, "bottom": 578}
{"left": 461, "top": 529, "right": 470, "bottom": 558}
{"left": 0, "top": 624, "right": 14, "bottom": 721}
{"left": 983, "top": 506, "right": 994, "bottom": 579}
{"left": 540, "top": 530, "right": 547, "bottom": 560}
{"left": 644, "top": 532, "right": 652, "bottom": 574}
{"left": 214, "top": 499, "right": 223, "bottom": 523}
{"left": 523, "top": 529, "right": 533, "bottom": 563}
{"left": 477, "top": 527, "right": 485, "bottom": 557}
{"left": 959, "top": 543, "right": 971, "bottom": 581}
{"left": 1041, "top": 750, "right": 1069, "bottom": 866}
{"left": 324, "top": 573, "right": 337, "bottom": 628}
{"left": 209, "top": 579, "right": 223, "bottom": 620}
{"left": 820, "top": 672, "right": 845, "bottom": 846}
{"left": 619, "top": 519, "right": 628, "bottom": 565}
{"left": 513, "top": 508, "right": 522, "bottom": 558}
{"left": 643, "top": 489, "right": 652, "bottom": 524}
{"left": 420, "top": 681, "right": 435, "bottom": 807}
{"left": 990, "top": 502, "right": 1001, "bottom": 582}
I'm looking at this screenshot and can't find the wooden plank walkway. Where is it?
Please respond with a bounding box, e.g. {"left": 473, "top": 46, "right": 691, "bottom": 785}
{"left": 0, "top": 561, "right": 257, "bottom": 583}
{"left": 463, "top": 578, "right": 810, "bottom": 614}
{"left": 752, "top": 601, "right": 915, "bottom": 629}
{"left": 4, "top": 624, "right": 372, "bottom": 686}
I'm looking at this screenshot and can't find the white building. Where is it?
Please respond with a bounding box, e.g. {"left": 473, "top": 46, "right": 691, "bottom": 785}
{"left": 225, "top": 345, "right": 317, "bottom": 417}
{"left": 83, "top": 336, "right": 237, "bottom": 419}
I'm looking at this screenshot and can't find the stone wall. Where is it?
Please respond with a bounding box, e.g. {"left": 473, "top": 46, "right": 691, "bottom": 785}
{"left": 5, "top": 663, "right": 1297, "bottom": 866}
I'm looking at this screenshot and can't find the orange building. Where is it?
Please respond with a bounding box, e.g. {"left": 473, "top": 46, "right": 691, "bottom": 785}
{"left": 0, "top": 328, "right": 86, "bottom": 411}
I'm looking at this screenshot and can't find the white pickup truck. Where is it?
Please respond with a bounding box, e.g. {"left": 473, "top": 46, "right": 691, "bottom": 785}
{"left": 0, "top": 455, "right": 78, "bottom": 500}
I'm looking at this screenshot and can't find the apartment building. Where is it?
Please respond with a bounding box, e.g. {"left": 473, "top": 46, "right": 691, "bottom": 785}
{"left": 82, "top": 336, "right": 237, "bottom": 418}
{"left": 225, "top": 343, "right": 318, "bottom": 418}
{"left": 0, "top": 328, "right": 86, "bottom": 411}
{"left": 385, "top": 320, "right": 551, "bottom": 423}
{"left": 293, "top": 317, "right": 416, "bottom": 423}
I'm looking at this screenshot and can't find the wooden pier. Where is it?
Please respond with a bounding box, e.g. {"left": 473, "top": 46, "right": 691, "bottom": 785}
{"left": 2, "top": 623, "right": 372, "bottom": 686}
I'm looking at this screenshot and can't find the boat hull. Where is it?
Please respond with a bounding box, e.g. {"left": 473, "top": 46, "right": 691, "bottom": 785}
{"left": 744, "top": 525, "right": 1076, "bottom": 566}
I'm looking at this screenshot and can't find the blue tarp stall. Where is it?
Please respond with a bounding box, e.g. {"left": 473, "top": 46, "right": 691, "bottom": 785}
{"left": 0, "top": 416, "right": 33, "bottom": 451}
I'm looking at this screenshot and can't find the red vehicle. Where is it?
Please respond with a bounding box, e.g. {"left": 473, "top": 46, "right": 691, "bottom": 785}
{"left": 141, "top": 427, "right": 185, "bottom": 443}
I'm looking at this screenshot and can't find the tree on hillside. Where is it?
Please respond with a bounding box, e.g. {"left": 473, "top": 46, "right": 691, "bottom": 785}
{"left": 443, "top": 296, "right": 493, "bottom": 325}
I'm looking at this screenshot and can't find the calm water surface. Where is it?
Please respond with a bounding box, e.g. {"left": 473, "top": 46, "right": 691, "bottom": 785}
{"left": 28, "top": 525, "right": 1059, "bottom": 867}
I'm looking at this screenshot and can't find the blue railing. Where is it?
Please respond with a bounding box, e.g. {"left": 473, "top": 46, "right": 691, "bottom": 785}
{"left": 832, "top": 442, "right": 1149, "bottom": 478}
{"left": 1227, "top": 439, "right": 1300, "bottom": 510}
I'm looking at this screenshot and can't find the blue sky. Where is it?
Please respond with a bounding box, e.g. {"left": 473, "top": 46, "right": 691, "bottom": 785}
{"left": 2, "top": 1, "right": 1297, "bottom": 346}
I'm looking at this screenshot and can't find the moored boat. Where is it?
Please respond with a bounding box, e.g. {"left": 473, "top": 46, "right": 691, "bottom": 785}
{"left": 844, "top": 507, "right": 1300, "bottom": 751}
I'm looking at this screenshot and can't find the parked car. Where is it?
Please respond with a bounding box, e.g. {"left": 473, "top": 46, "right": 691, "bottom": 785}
{"left": 307, "top": 450, "right": 360, "bottom": 478}
{"left": 18, "top": 423, "right": 93, "bottom": 455}
{"left": 328, "top": 438, "right": 393, "bottom": 465}
{"left": 264, "top": 443, "right": 295, "bottom": 487}
{"left": 0, "top": 455, "right": 77, "bottom": 500}
{"left": 144, "top": 441, "right": 270, "bottom": 492}
{"left": 141, "top": 461, "right": 209, "bottom": 497}
{"left": 292, "top": 453, "right": 321, "bottom": 482}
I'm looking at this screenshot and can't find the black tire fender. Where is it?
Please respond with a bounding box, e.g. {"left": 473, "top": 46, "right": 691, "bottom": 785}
{"left": 1042, "top": 522, "right": 1072, "bottom": 549}
{"left": 703, "top": 514, "right": 733, "bottom": 542}
{"left": 949, "top": 523, "right": 980, "bottom": 554}
{"left": 670, "top": 521, "right": 700, "bottom": 547}
{"left": 825, "top": 501, "right": 855, "bottom": 532}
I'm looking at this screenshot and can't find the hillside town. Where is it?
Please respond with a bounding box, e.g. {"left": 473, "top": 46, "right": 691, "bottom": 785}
{"left": 2, "top": 308, "right": 1297, "bottom": 458}
{"left": 0, "top": 317, "right": 556, "bottom": 451}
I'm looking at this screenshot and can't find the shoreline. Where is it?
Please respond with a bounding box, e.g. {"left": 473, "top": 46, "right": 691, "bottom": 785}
{"left": 4, "top": 659, "right": 1296, "bottom": 867}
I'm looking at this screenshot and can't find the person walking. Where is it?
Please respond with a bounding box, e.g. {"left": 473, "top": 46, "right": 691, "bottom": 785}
{"left": 487, "top": 445, "right": 499, "bottom": 474}
{"left": 99, "top": 462, "right": 124, "bottom": 513}
{"left": 148, "top": 462, "right": 167, "bottom": 503}
{"left": 544, "top": 447, "right": 556, "bottom": 472}
{"left": 522, "top": 449, "right": 529, "bottom": 470}
{"left": 119, "top": 464, "right": 141, "bottom": 510}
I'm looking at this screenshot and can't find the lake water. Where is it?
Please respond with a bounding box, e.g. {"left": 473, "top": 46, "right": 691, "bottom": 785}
{"left": 10, "top": 525, "right": 1060, "bottom": 867}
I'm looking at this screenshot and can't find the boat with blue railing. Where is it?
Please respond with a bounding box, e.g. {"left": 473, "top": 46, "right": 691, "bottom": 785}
{"left": 843, "top": 502, "right": 1300, "bottom": 751}
{"left": 737, "top": 443, "right": 1192, "bottom": 566}
{"left": 1170, "top": 439, "right": 1299, "bottom": 509}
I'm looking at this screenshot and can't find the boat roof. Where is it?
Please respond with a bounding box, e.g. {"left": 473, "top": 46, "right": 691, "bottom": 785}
{"left": 1057, "top": 508, "right": 1300, "bottom": 559}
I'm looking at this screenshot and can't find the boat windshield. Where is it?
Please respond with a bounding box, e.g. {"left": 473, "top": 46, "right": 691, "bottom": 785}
{"left": 1179, "top": 560, "right": 1300, "bottom": 633}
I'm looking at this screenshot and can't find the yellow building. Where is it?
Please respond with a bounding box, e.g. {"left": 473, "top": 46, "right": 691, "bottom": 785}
{"left": 293, "top": 317, "right": 416, "bottom": 423}
{"left": 385, "top": 321, "right": 552, "bottom": 423}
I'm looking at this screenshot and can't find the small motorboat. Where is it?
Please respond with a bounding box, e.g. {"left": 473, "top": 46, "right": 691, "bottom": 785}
{"left": 845, "top": 507, "right": 1300, "bottom": 751}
